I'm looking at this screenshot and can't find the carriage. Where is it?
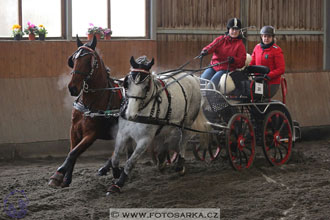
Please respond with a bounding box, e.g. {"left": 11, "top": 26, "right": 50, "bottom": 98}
{"left": 191, "top": 66, "right": 301, "bottom": 170}
{"left": 49, "top": 36, "right": 301, "bottom": 192}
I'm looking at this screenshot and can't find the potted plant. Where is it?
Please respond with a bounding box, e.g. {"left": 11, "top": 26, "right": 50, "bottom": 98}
{"left": 24, "top": 22, "right": 38, "bottom": 40}
{"left": 12, "top": 24, "right": 24, "bottom": 40}
{"left": 87, "top": 23, "right": 103, "bottom": 40}
{"left": 103, "top": 28, "right": 112, "bottom": 40}
{"left": 37, "top": 24, "right": 48, "bottom": 40}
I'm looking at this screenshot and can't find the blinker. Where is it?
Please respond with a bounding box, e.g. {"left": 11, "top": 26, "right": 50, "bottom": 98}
{"left": 130, "top": 71, "right": 150, "bottom": 85}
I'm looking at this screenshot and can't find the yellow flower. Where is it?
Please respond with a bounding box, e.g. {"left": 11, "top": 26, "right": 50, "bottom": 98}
{"left": 12, "top": 24, "right": 21, "bottom": 30}
{"left": 39, "top": 24, "right": 44, "bottom": 28}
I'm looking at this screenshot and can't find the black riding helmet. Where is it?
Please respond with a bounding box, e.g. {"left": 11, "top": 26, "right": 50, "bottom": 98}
{"left": 260, "top": 25, "right": 275, "bottom": 36}
{"left": 227, "top": 18, "right": 242, "bottom": 30}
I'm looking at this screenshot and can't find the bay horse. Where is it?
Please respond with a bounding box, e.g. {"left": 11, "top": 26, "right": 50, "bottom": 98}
{"left": 106, "top": 56, "right": 211, "bottom": 194}
{"left": 48, "top": 35, "right": 123, "bottom": 188}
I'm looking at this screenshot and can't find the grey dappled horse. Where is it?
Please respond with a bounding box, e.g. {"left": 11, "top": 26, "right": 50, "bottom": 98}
{"left": 106, "top": 56, "right": 210, "bottom": 194}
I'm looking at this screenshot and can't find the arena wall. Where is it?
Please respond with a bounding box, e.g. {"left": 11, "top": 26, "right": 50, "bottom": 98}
{"left": 0, "top": 40, "right": 157, "bottom": 145}
{"left": 0, "top": 39, "right": 329, "bottom": 145}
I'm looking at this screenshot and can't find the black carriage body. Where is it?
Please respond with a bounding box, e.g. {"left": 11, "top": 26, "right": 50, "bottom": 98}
{"left": 200, "top": 75, "right": 300, "bottom": 169}
{"left": 202, "top": 88, "right": 295, "bottom": 143}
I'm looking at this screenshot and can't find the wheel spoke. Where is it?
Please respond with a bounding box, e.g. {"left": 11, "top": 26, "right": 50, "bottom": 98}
{"left": 202, "top": 149, "right": 207, "bottom": 160}
{"left": 268, "top": 139, "right": 275, "bottom": 150}
{"left": 278, "top": 120, "right": 285, "bottom": 133}
{"left": 275, "top": 114, "right": 280, "bottom": 129}
{"left": 241, "top": 149, "right": 249, "bottom": 165}
{"left": 238, "top": 150, "right": 243, "bottom": 166}
{"left": 279, "top": 141, "right": 289, "bottom": 152}
{"left": 239, "top": 118, "right": 244, "bottom": 134}
{"left": 234, "top": 124, "right": 240, "bottom": 139}
{"left": 242, "top": 123, "right": 250, "bottom": 139}
{"left": 278, "top": 147, "right": 284, "bottom": 161}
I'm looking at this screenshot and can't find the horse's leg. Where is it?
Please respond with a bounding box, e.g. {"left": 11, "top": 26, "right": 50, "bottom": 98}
{"left": 154, "top": 136, "right": 170, "bottom": 172}
{"left": 175, "top": 130, "right": 191, "bottom": 175}
{"left": 98, "top": 157, "right": 113, "bottom": 176}
{"left": 110, "top": 132, "right": 130, "bottom": 180}
{"left": 98, "top": 138, "right": 134, "bottom": 176}
{"left": 63, "top": 134, "right": 97, "bottom": 187}
{"left": 157, "top": 141, "right": 169, "bottom": 171}
{"left": 48, "top": 129, "right": 81, "bottom": 188}
{"left": 107, "top": 138, "right": 151, "bottom": 194}
{"left": 49, "top": 134, "right": 96, "bottom": 187}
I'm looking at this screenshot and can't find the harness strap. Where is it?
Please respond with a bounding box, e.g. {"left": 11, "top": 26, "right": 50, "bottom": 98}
{"left": 250, "top": 81, "right": 254, "bottom": 102}
{"left": 73, "top": 79, "right": 122, "bottom": 118}
{"left": 158, "top": 79, "right": 172, "bottom": 123}
{"left": 168, "top": 76, "right": 188, "bottom": 127}
{"left": 281, "top": 77, "right": 287, "bottom": 104}
{"left": 130, "top": 115, "right": 217, "bottom": 134}
{"left": 114, "top": 82, "right": 123, "bottom": 100}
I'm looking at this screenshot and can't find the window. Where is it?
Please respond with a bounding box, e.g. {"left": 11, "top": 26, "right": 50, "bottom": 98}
{"left": 72, "top": 0, "right": 108, "bottom": 37}
{"left": 111, "top": 0, "right": 146, "bottom": 37}
{"left": 0, "top": 0, "right": 19, "bottom": 37}
{"left": 22, "top": 0, "right": 62, "bottom": 37}
{"left": 72, "top": 0, "right": 146, "bottom": 38}
{"left": 0, "top": 0, "right": 147, "bottom": 39}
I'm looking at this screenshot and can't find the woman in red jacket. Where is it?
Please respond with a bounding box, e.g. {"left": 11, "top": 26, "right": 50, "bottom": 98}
{"left": 200, "top": 18, "right": 246, "bottom": 89}
{"left": 250, "top": 25, "right": 285, "bottom": 98}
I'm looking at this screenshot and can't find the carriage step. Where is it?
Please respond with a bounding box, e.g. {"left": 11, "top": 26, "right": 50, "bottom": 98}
{"left": 293, "top": 120, "right": 301, "bottom": 142}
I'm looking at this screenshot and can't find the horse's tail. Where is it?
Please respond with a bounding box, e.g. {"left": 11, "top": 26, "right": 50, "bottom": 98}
{"left": 190, "top": 100, "right": 212, "bottom": 149}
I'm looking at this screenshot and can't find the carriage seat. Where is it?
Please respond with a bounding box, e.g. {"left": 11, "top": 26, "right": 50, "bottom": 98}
{"left": 245, "top": 65, "right": 270, "bottom": 75}
{"left": 219, "top": 65, "right": 272, "bottom": 103}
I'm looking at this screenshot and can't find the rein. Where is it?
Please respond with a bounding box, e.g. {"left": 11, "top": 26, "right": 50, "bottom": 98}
{"left": 156, "top": 60, "right": 229, "bottom": 96}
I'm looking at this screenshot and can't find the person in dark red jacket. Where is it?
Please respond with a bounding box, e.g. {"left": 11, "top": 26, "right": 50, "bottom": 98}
{"left": 200, "top": 18, "right": 246, "bottom": 89}
{"left": 250, "top": 25, "right": 285, "bottom": 98}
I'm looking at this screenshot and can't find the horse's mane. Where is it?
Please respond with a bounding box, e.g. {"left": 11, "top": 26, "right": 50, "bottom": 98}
{"left": 90, "top": 47, "right": 111, "bottom": 78}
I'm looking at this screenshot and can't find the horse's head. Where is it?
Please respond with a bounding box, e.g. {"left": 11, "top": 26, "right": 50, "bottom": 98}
{"left": 124, "top": 56, "right": 155, "bottom": 120}
{"left": 67, "top": 35, "right": 98, "bottom": 96}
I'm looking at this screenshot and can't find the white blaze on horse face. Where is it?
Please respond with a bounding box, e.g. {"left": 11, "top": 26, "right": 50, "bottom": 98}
{"left": 125, "top": 79, "right": 145, "bottom": 120}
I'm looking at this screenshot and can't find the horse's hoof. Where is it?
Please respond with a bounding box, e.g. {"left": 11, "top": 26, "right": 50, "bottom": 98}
{"left": 60, "top": 182, "right": 70, "bottom": 188}
{"left": 48, "top": 179, "right": 60, "bottom": 188}
{"left": 48, "top": 172, "right": 64, "bottom": 188}
{"left": 98, "top": 167, "right": 110, "bottom": 176}
{"left": 158, "top": 161, "right": 167, "bottom": 172}
{"left": 106, "top": 184, "right": 121, "bottom": 195}
{"left": 175, "top": 166, "right": 186, "bottom": 176}
{"left": 178, "top": 166, "right": 186, "bottom": 176}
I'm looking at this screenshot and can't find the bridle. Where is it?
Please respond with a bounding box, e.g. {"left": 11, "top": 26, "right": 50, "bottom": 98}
{"left": 70, "top": 46, "right": 99, "bottom": 93}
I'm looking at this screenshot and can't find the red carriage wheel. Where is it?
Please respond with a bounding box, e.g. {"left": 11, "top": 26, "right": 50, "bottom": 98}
{"left": 151, "top": 148, "right": 178, "bottom": 165}
{"left": 166, "top": 150, "right": 178, "bottom": 164}
{"left": 192, "top": 142, "right": 207, "bottom": 161}
{"left": 208, "top": 143, "right": 221, "bottom": 161}
{"left": 262, "top": 110, "right": 293, "bottom": 166}
{"left": 191, "top": 136, "right": 221, "bottom": 162}
{"left": 226, "top": 114, "right": 256, "bottom": 170}
{"left": 208, "top": 135, "right": 222, "bottom": 161}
